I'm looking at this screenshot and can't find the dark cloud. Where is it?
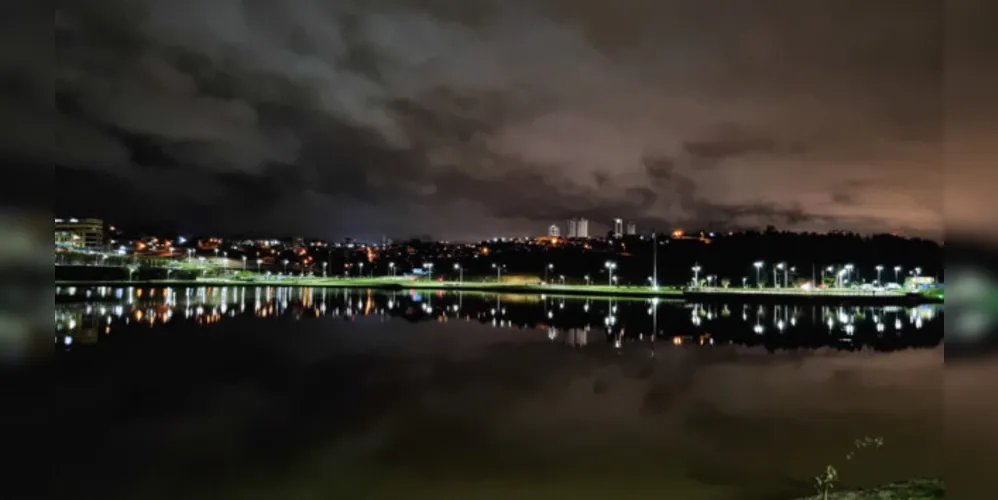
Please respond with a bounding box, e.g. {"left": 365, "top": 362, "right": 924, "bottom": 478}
{"left": 682, "top": 123, "right": 777, "bottom": 166}
{"left": 31, "top": 0, "right": 996, "bottom": 238}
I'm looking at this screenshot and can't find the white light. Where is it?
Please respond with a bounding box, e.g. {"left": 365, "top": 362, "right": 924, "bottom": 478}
{"left": 63, "top": 336, "right": 73, "bottom": 346}
{"left": 754, "top": 324, "right": 764, "bottom": 334}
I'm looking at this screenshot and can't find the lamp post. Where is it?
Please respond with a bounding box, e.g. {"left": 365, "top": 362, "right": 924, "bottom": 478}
{"left": 492, "top": 262, "right": 503, "bottom": 282}
{"left": 742, "top": 276, "right": 748, "bottom": 288}
{"left": 545, "top": 263, "right": 553, "bottom": 283}
{"left": 753, "top": 261, "right": 764, "bottom": 288}
{"left": 559, "top": 275, "right": 565, "bottom": 285}
{"left": 651, "top": 231, "right": 658, "bottom": 288}
{"left": 359, "top": 262, "right": 365, "bottom": 278}
{"left": 242, "top": 255, "right": 247, "bottom": 271}
{"left": 692, "top": 264, "right": 702, "bottom": 287}
{"left": 822, "top": 265, "right": 833, "bottom": 287}
{"left": 322, "top": 261, "right": 328, "bottom": 277}
{"left": 282, "top": 259, "right": 289, "bottom": 274}
{"left": 605, "top": 261, "right": 617, "bottom": 286}
{"left": 894, "top": 265, "right": 901, "bottom": 283}
{"left": 389, "top": 262, "right": 395, "bottom": 277}
{"left": 775, "top": 262, "right": 785, "bottom": 288}
{"left": 844, "top": 264, "right": 854, "bottom": 285}
{"left": 584, "top": 274, "right": 591, "bottom": 286}
{"left": 256, "top": 259, "right": 262, "bottom": 273}
{"left": 424, "top": 262, "right": 432, "bottom": 280}
{"left": 875, "top": 265, "right": 884, "bottom": 285}
{"left": 223, "top": 251, "right": 228, "bottom": 271}
{"left": 453, "top": 263, "right": 463, "bottom": 283}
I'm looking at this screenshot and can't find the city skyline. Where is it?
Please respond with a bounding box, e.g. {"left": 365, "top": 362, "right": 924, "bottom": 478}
{"left": 40, "top": 1, "right": 995, "bottom": 242}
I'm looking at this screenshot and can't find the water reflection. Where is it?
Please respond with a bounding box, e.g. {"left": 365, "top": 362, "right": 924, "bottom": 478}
{"left": 55, "top": 286, "right": 943, "bottom": 352}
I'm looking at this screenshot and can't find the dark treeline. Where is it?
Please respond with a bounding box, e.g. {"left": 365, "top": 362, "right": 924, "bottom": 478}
{"left": 390, "top": 230, "right": 943, "bottom": 287}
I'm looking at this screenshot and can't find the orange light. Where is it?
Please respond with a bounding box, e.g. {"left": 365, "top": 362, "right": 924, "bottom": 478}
{"left": 672, "top": 229, "right": 684, "bottom": 238}
{"left": 672, "top": 336, "right": 682, "bottom": 345}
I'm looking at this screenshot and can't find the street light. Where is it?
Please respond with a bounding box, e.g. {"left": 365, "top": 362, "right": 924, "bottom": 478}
{"left": 775, "top": 262, "right": 785, "bottom": 288}
{"left": 545, "top": 263, "right": 553, "bottom": 283}
{"left": 893, "top": 265, "right": 902, "bottom": 283}
{"left": 754, "top": 261, "right": 764, "bottom": 288}
{"left": 322, "top": 261, "right": 328, "bottom": 277}
{"left": 559, "top": 274, "right": 565, "bottom": 285}
{"left": 424, "top": 262, "right": 432, "bottom": 280}
{"left": 692, "top": 264, "right": 702, "bottom": 287}
{"left": 223, "top": 251, "right": 228, "bottom": 270}
{"left": 492, "top": 262, "right": 504, "bottom": 282}
{"left": 282, "top": 259, "right": 289, "bottom": 274}
{"left": 584, "top": 274, "right": 591, "bottom": 286}
{"left": 242, "top": 255, "right": 247, "bottom": 270}
{"left": 605, "top": 261, "right": 617, "bottom": 286}
{"left": 389, "top": 262, "right": 395, "bottom": 276}
{"left": 875, "top": 265, "right": 884, "bottom": 285}
{"left": 453, "top": 263, "right": 463, "bottom": 283}
{"left": 256, "top": 259, "right": 262, "bottom": 273}
{"left": 822, "top": 265, "right": 833, "bottom": 286}
{"left": 742, "top": 276, "right": 748, "bottom": 288}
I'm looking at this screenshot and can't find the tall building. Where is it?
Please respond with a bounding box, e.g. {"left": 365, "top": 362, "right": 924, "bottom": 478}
{"left": 54, "top": 218, "right": 104, "bottom": 249}
{"left": 613, "top": 218, "right": 623, "bottom": 237}
{"left": 576, "top": 218, "right": 589, "bottom": 238}
{"left": 567, "top": 219, "right": 578, "bottom": 238}
{"left": 626, "top": 221, "right": 637, "bottom": 235}
{"left": 548, "top": 224, "right": 561, "bottom": 237}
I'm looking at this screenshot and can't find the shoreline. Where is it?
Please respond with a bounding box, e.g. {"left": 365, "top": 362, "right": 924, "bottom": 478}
{"left": 55, "top": 279, "right": 941, "bottom": 304}
{"left": 794, "top": 478, "right": 943, "bottom": 499}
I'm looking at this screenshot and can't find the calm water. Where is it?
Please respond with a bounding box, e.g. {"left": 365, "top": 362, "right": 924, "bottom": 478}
{"left": 53, "top": 286, "right": 944, "bottom": 500}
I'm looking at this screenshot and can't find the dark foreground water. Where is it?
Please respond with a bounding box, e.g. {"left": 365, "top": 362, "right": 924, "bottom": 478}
{"left": 53, "top": 286, "right": 943, "bottom": 500}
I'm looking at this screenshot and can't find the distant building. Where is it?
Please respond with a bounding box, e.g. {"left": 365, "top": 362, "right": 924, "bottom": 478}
{"left": 548, "top": 224, "right": 561, "bottom": 237}
{"left": 576, "top": 218, "right": 589, "bottom": 238}
{"left": 613, "top": 218, "right": 623, "bottom": 237}
{"left": 626, "top": 222, "right": 637, "bottom": 235}
{"left": 54, "top": 218, "right": 103, "bottom": 249}
{"left": 567, "top": 219, "right": 578, "bottom": 238}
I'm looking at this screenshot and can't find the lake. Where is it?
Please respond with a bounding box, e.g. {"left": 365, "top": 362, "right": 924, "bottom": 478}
{"left": 53, "top": 286, "right": 943, "bottom": 500}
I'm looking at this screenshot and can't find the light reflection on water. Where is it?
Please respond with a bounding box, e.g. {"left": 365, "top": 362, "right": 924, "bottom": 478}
{"left": 55, "top": 286, "right": 942, "bottom": 352}
{"left": 51, "top": 286, "right": 945, "bottom": 500}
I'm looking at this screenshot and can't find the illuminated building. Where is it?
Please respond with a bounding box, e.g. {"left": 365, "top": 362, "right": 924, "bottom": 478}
{"left": 54, "top": 217, "right": 104, "bottom": 249}
{"left": 567, "top": 219, "right": 578, "bottom": 238}
{"left": 613, "top": 218, "right": 623, "bottom": 237}
{"left": 626, "top": 221, "right": 637, "bottom": 235}
{"left": 548, "top": 224, "right": 561, "bottom": 237}
{"left": 576, "top": 218, "right": 589, "bottom": 238}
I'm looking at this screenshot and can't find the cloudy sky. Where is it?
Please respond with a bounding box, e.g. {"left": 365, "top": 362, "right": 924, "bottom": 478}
{"left": 33, "top": 1, "right": 996, "bottom": 240}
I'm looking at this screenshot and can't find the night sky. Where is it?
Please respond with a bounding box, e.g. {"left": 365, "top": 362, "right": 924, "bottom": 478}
{"left": 35, "top": 1, "right": 996, "bottom": 240}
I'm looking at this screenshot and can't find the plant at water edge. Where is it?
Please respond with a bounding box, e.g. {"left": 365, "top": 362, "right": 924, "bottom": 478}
{"left": 813, "top": 436, "right": 884, "bottom": 500}
{"left": 814, "top": 465, "right": 838, "bottom": 500}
